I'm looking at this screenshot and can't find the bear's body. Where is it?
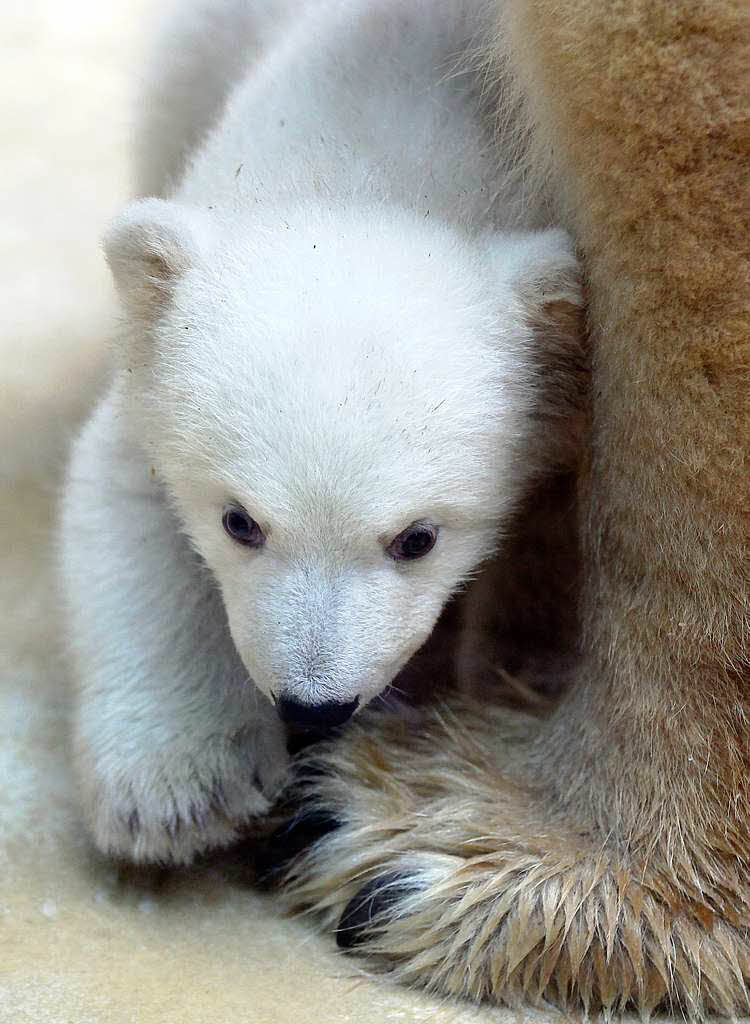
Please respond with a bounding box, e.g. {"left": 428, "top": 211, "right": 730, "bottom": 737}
{"left": 60, "top": 0, "right": 583, "bottom": 864}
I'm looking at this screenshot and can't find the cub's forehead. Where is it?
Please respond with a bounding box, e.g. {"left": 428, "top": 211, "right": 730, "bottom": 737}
{"left": 167, "top": 203, "right": 519, "bottom": 351}
{"left": 153, "top": 205, "right": 530, "bottom": 432}
{"left": 156, "top": 333, "right": 508, "bottom": 484}
{"left": 157, "top": 221, "right": 524, "bottom": 429}
{"left": 148, "top": 211, "right": 530, "bottom": 519}
{"left": 150, "top": 307, "right": 518, "bottom": 531}
{"left": 155, "top": 240, "right": 520, "bottom": 446}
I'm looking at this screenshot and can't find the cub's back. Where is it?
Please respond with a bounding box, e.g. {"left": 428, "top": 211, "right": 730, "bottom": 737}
{"left": 134, "top": 0, "right": 299, "bottom": 197}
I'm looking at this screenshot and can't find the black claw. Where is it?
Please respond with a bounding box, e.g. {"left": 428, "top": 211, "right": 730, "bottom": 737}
{"left": 336, "top": 872, "right": 417, "bottom": 950}
{"left": 253, "top": 808, "right": 341, "bottom": 889}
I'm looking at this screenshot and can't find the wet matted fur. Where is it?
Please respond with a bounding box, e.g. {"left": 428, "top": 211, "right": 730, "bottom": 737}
{"left": 279, "top": 0, "right": 750, "bottom": 1017}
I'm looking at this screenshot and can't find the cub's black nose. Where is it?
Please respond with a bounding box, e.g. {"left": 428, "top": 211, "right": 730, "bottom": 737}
{"left": 276, "top": 695, "right": 360, "bottom": 730}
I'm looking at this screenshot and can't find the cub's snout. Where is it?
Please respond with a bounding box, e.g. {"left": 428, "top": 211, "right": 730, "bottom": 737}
{"left": 276, "top": 694, "right": 360, "bottom": 730}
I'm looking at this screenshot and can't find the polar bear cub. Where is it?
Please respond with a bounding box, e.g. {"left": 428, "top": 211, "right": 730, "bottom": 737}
{"left": 60, "top": 0, "right": 584, "bottom": 864}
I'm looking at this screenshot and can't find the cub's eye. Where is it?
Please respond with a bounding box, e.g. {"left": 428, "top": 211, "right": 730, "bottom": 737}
{"left": 387, "top": 522, "right": 438, "bottom": 561}
{"left": 222, "top": 506, "right": 264, "bottom": 547}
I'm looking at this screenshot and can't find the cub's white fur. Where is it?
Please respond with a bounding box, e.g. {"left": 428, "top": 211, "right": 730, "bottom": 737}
{"left": 60, "top": 0, "right": 583, "bottom": 863}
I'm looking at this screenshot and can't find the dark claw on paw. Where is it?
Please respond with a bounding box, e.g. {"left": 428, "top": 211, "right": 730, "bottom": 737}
{"left": 254, "top": 808, "right": 341, "bottom": 888}
{"left": 336, "top": 873, "right": 416, "bottom": 950}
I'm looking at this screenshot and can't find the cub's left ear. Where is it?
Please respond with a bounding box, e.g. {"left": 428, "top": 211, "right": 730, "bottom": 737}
{"left": 103, "top": 197, "right": 213, "bottom": 319}
{"left": 492, "top": 228, "right": 589, "bottom": 466}
{"left": 492, "top": 227, "right": 584, "bottom": 335}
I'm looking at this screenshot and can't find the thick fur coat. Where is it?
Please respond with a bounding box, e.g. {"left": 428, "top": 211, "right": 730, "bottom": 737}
{"left": 60, "top": 0, "right": 749, "bottom": 1017}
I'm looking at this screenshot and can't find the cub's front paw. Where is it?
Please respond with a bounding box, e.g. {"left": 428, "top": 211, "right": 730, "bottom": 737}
{"left": 80, "top": 726, "right": 289, "bottom": 864}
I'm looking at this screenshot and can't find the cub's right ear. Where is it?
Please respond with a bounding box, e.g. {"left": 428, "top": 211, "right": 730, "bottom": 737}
{"left": 103, "top": 198, "right": 212, "bottom": 318}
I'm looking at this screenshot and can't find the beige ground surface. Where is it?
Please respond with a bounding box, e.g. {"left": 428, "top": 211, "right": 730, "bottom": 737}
{"left": 0, "top": 3, "right": 542, "bottom": 1022}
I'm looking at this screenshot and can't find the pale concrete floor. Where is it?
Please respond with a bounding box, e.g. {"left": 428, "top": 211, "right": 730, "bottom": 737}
{"left": 0, "top": 2, "right": 537, "bottom": 1021}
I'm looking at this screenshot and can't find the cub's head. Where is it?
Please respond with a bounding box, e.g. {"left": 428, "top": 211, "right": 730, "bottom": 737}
{"left": 105, "top": 198, "right": 585, "bottom": 727}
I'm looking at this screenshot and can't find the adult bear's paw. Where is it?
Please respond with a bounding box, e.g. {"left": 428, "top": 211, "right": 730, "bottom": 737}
{"left": 269, "top": 701, "right": 750, "bottom": 1019}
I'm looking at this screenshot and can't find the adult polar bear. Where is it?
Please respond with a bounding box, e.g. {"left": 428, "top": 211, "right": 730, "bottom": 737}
{"left": 61, "top": 0, "right": 585, "bottom": 866}
{"left": 61, "top": 0, "right": 750, "bottom": 1016}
